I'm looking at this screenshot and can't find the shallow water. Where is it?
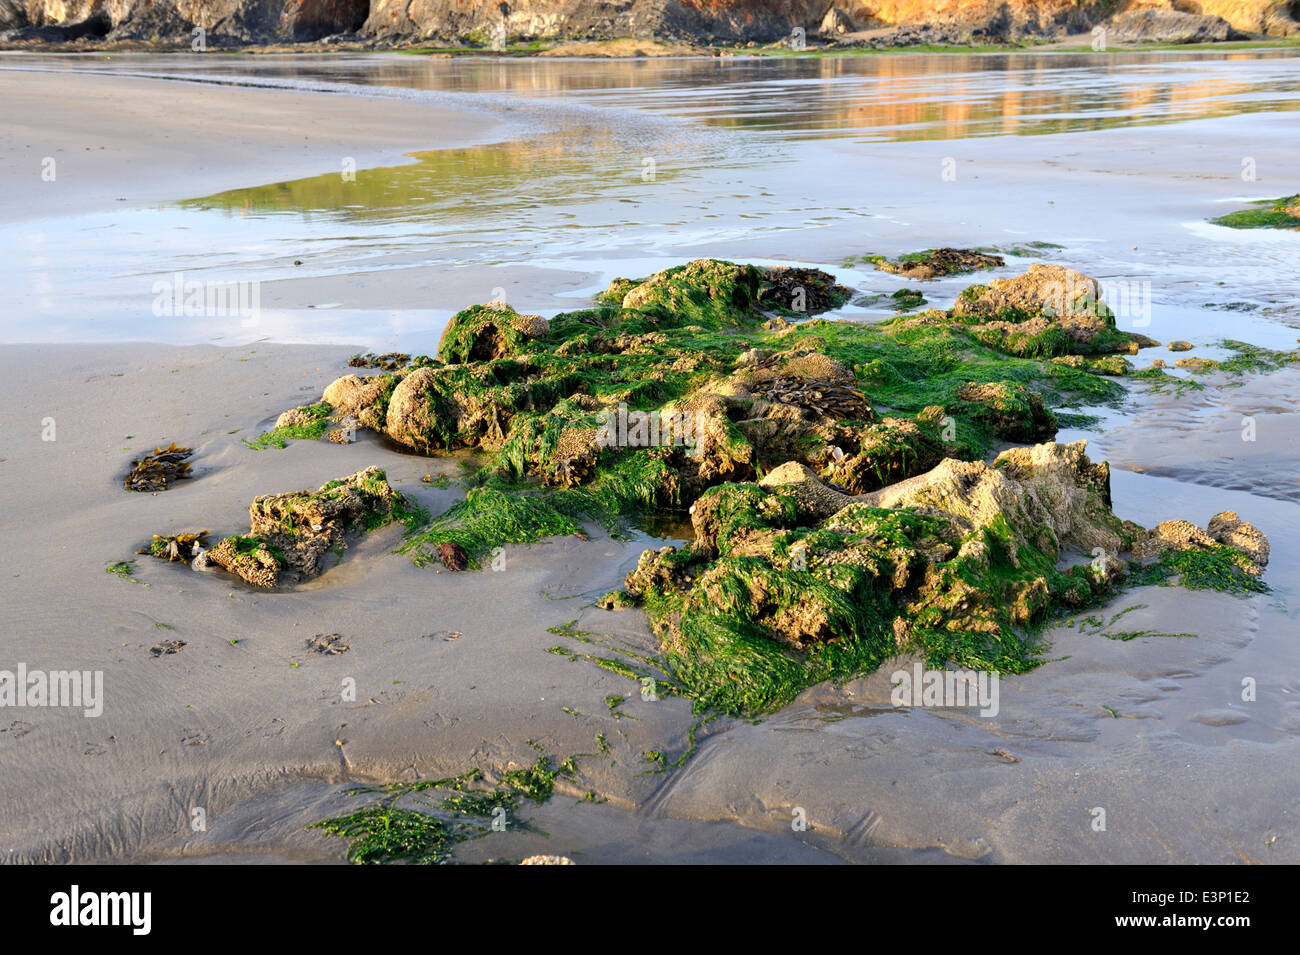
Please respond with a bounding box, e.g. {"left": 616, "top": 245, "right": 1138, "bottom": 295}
{"left": 2, "top": 50, "right": 1299, "bottom": 350}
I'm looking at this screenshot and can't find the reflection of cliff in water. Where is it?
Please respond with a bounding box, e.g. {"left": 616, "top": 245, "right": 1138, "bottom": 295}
{"left": 183, "top": 50, "right": 1300, "bottom": 225}
{"left": 199, "top": 49, "right": 1300, "bottom": 138}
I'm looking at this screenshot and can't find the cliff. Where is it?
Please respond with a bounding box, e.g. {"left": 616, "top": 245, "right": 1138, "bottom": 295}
{"left": 6, "top": 0, "right": 1298, "bottom": 47}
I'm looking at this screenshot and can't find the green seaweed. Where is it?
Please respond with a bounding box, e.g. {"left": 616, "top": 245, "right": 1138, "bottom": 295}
{"left": 106, "top": 559, "right": 146, "bottom": 585}
{"left": 243, "top": 402, "right": 333, "bottom": 450}
{"left": 308, "top": 806, "right": 465, "bottom": 865}
{"left": 1210, "top": 195, "right": 1300, "bottom": 230}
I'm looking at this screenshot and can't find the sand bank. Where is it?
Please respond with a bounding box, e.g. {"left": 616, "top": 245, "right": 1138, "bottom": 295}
{"left": 0, "top": 68, "right": 503, "bottom": 223}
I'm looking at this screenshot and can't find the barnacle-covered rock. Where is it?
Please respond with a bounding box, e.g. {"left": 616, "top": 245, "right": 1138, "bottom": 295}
{"left": 758, "top": 461, "right": 858, "bottom": 520}
{"left": 323, "top": 374, "right": 397, "bottom": 431}
{"left": 207, "top": 536, "right": 282, "bottom": 589}
{"left": 1133, "top": 511, "right": 1270, "bottom": 576}
{"left": 1207, "top": 511, "right": 1269, "bottom": 572}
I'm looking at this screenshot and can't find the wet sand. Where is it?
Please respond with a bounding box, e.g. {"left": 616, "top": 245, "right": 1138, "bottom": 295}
{"left": 1, "top": 63, "right": 1298, "bottom": 864}
{"left": 0, "top": 70, "right": 504, "bottom": 223}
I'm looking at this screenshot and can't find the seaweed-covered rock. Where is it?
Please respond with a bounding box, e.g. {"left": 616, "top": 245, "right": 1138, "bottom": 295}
{"left": 955, "top": 380, "right": 1057, "bottom": 442}
{"left": 208, "top": 467, "right": 407, "bottom": 587}
{"left": 1134, "top": 511, "right": 1270, "bottom": 576}
{"left": 349, "top": 352, "right": 410, "bottom": 371}
{"left": 1207, "top": 511, "right": 1269, "bottom": 572}
{"left": 1051, "top": 354, "right": 1132, "bottom": 376}
{"left": 688, "top": 482, "right": 798, "bottom": 559}
{"left": 386, "top": 365, "right": 508, "bottom": 453}
{"left": 624, "top": 441, "right": 1140, "bottom": 685}
{"left": 124, "top": 443, "right": 193, "bottom": 492}
{"left": 277, "top": 253, "right": 1283, "bottom": 717}
{"left": 613, "top": 259, "right": 763, "bottom": 327}
{"left": 208, "top": 537, "right": 282, "bottom": 588}
{"left": 955, "top": 264, "right": 1101, "bottom": 321}
{"left": 951, "top": 265, "right": 1136, "bottom": 357}
{"left": 624, "top": 545, "right": 696, "bottom": 600}
{"left": 437, "top": 304, "right": 549, "bottom": 364}
{"left": 874, "top": 248, "right": 1004, "bottom": 280}
{"left": 826, "top": 416, "right": 945, "bottom": 494}
{"left": 1210, "top": 194, "right": 1300, "bottom": 230}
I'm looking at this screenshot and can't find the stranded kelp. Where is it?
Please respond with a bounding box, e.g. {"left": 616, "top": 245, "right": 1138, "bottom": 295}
{"left": 868, "top": 247, "right": 1004, "bottom": 279}
{"left": 280, "top": 258, "right": 1269, "bottom": 715}
{"left": 1211, "top": 194, "right": 1300, "bottom": 230}
{"left": 203, "top": 467, "right": 422, "bottom": 588}
{"left": 138, "top": 530, "right": 210, "bottom": 564}
{"left": 124, "top": 443, "right": 194, "bottom": 492}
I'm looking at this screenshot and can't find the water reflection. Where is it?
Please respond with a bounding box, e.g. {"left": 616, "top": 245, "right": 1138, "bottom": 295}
{"left": 169, "top": 48, "right": 1300, "bottom": 225}
{"left": 25, "top": 49, "right": 1298, "bottom": 142}
{"left": 2, "top": 49, "right": 1298, "bottom": 345}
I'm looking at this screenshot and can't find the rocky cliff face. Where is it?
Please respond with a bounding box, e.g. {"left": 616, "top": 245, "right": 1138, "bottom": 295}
{"left": 10, "top": 0, "right": 1299, "bottom": 43}
{"left": 21, "top": 0, "right": 368, "bottom": 39}
{"left": 363, "top": 0, "right": 827, "bottom": 43}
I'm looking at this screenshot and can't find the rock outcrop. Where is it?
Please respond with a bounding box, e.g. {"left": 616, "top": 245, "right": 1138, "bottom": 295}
{"left": 1104, "top": 8, "right": 1233, "bottom": 43}
{"left": 8, "top": 0, "right": 1294, "bottom": 46}
{"left": 1133, "top": 510, "right": 1270, "bottom": 575}
{"left": 208, "top": 466, "right": 407, "bottom": 587}
{"left": 0, "top": 0, "right": 26, "bottom": 28}
{"left": 18, "top": 0, "right": 367, "bottom": 42}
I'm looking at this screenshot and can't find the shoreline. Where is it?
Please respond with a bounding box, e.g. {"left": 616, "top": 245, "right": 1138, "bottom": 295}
{"left": 3, "top": 36, "right": 1300, "bottom": 57}
{"left": 0, "top": 69, "right": 509, "bottom": 223}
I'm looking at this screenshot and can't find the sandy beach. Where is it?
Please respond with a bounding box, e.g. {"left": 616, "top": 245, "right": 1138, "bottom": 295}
{"left": 2, "top": 57, "right": 1298, "bottom": 866}
{"left": 0, "top": 69, "right": 505, "bottom": 222}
